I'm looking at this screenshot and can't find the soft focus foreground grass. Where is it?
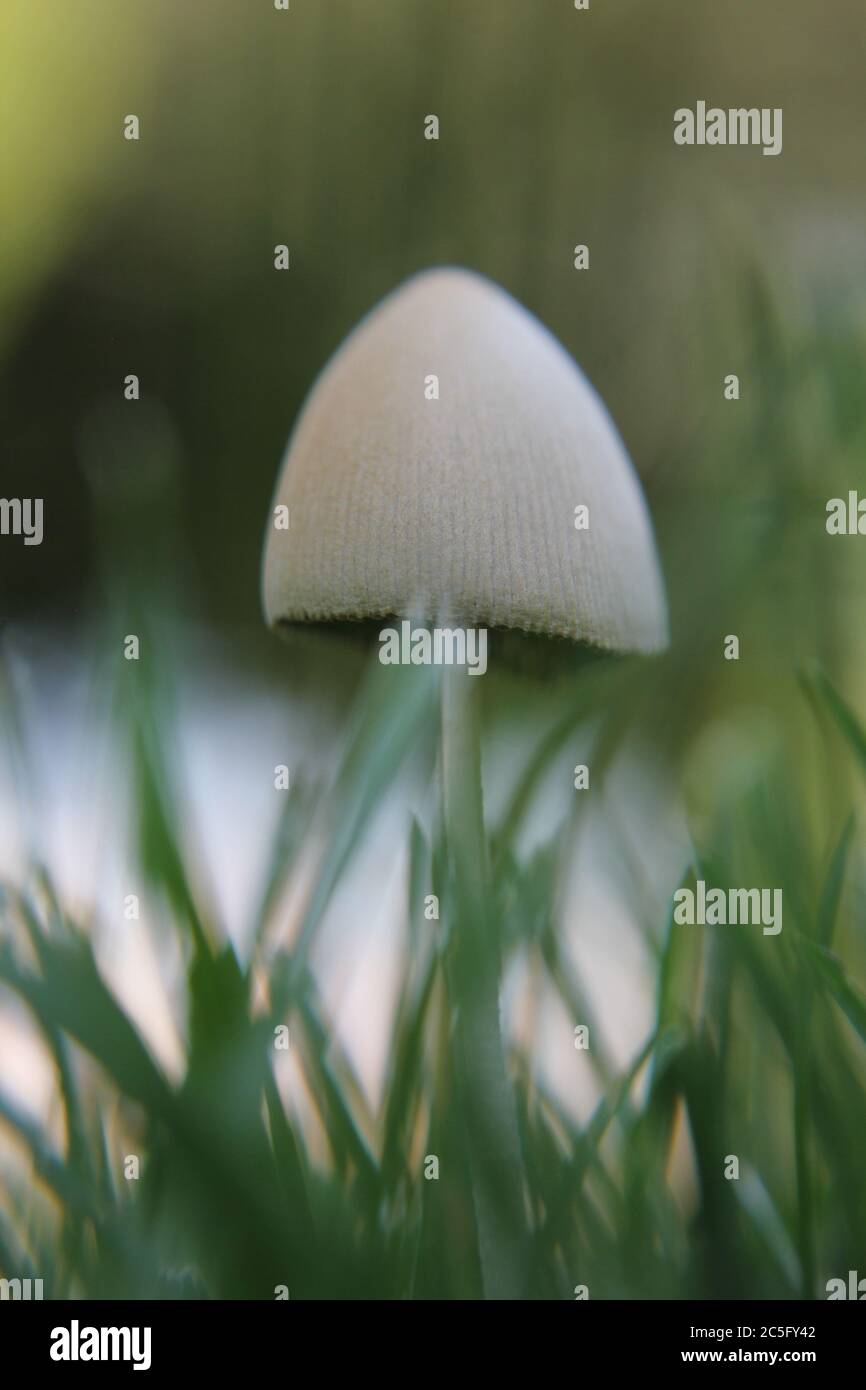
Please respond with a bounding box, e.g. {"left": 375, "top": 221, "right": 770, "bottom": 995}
{"left": 0, "top": 627, "right": 865, "bottom": 1299}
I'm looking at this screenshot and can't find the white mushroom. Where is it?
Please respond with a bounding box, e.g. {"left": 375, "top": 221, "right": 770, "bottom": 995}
{"left": 263, "top": 268, "right": 669, "bottom": 1299}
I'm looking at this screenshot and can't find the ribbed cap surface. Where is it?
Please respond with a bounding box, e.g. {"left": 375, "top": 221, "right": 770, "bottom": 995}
{"left": 263, "top": 268, "right": 668, "bottom": 653}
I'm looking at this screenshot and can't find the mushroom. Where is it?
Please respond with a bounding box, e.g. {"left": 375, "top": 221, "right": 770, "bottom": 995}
{"left": 263, "top": 267, "right": 666, "bottom": 652}
{"left": 262, "top": 267, "right": 668, "bottom": 1298}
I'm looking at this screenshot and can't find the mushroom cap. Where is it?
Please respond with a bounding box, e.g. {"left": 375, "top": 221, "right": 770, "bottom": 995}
{"left": 263, "top": 268, "right": 668, "bottom": 654}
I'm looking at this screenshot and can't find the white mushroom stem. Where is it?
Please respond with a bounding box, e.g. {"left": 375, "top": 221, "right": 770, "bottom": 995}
{"left": 441, "top": 663, "right": 526, "bottom": 1299}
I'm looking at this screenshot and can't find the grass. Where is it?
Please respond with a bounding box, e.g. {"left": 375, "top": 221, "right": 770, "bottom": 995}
{"left": 1, "top": 629, "right": 865, "bottom": 1301}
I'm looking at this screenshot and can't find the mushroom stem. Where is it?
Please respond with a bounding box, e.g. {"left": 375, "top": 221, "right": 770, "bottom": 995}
{"left": 440, "top": 663, "right": 526, "bottom": 1299}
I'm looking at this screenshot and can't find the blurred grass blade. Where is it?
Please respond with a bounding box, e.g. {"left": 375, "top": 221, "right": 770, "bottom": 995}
{"left": 801, "top": 666, "right": 866, "bottom": 778}
{"left": 817, "top": 813, "right": 855, "bottom": 948}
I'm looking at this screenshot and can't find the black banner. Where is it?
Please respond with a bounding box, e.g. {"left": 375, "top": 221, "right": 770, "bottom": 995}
{"left": 1, "top": 1298, "right": 861, "bottom": 1375}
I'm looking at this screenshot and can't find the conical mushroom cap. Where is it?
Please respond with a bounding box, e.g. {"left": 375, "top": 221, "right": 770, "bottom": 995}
{"left": 263, "top": 268, "right": 667, "bottom": 654}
